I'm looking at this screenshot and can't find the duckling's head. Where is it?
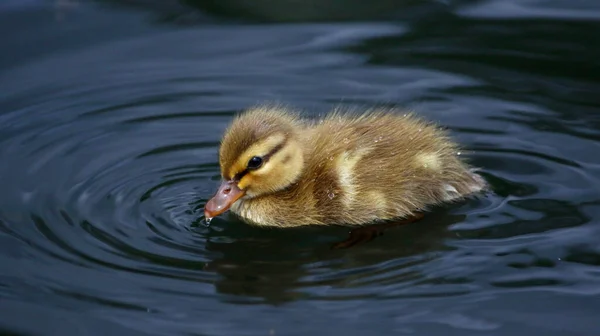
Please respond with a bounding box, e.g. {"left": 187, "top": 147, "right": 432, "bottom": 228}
{"left": 204, "top": 107, "right": 305, "bottom": 220}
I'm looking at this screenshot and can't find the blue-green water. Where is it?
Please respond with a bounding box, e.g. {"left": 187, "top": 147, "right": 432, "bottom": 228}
{"left": 1, "top": 1, "right": 600, "bottom": 335}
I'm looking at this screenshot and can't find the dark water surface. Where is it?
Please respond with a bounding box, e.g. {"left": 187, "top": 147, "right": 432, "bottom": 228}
{"left": 2, "top": 0, "right": 600, "bottom": 335}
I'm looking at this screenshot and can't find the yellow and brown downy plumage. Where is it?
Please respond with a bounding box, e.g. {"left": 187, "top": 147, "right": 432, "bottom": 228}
{"left": 204, "top": 105, "right": 486, "bottom": 228}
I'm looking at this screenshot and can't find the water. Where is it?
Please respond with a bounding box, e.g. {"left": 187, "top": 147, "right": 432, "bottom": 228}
{"left": 1, "top": 1, "right": 600, "bottom": 335}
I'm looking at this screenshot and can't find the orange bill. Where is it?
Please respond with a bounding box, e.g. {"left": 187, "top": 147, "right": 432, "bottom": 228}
{"left": 204, "top": 180, "right": 245, "bottom": 219}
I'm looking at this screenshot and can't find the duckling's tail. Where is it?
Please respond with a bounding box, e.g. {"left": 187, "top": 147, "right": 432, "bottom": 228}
{"left": 441, "top": 168, "right": 487, "bottom": 202}
{"left": 468, "top": 168, "right": 488, "bottom": 194}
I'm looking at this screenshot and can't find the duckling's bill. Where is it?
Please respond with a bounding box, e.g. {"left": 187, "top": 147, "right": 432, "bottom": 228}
{"left": 204, "top": 180, "right": 245, "bottom": 219}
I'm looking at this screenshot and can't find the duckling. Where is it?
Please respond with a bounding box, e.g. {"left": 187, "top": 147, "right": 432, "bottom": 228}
{"left": 204, "top": 105, "right": 486, "bottom": 228}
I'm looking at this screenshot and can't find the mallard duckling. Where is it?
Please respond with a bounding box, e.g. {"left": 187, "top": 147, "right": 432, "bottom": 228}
{"left": 204, "top": 105, "right": 486, "bottom": 228}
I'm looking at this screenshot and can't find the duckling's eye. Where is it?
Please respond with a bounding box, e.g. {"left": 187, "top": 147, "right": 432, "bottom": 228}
{"left": 247, "top": 156, "right": 263, "bottom": 169}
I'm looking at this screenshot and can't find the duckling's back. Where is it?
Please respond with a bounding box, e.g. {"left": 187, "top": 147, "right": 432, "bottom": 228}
{"left": 299, "top": 109, "right": 486, "bottom": 225}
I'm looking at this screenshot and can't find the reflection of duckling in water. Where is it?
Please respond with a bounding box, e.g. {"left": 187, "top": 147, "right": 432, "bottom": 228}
{"left": 205, "top": 105, "right": 487, "bottom": 248}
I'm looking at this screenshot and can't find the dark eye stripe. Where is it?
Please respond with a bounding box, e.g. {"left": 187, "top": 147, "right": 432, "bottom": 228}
{"left": 263, "top": 142, "right": 285, "bottom": 161}
{"left": 231, "top": 139, "right": 287, "bottom": 182}
{"left": 232, "top": 169, "right": 249, "bottom": 182}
